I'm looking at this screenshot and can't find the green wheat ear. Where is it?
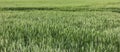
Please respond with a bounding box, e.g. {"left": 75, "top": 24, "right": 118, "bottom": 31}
{"left": 0, "top": 0, "right": 120, "bottom": 52}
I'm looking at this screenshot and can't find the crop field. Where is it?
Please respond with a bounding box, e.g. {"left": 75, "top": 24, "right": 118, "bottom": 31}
{"left": 0, "top": 0, "right": 120, "bottom": 52}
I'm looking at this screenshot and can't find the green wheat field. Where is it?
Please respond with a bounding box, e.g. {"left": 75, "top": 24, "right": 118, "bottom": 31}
{"left": 0, "top": 0, "right": 120, "bottom": 52}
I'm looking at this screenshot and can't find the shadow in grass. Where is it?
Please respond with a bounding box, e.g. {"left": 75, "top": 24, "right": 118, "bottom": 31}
{"left": 106, "top": 2, "right": 120, "bottom": 5}
{"left": 0, "top": 7, "right": 56, "bottom": 11}
{"left": 0, "top": 7, "right": 120, "bottom": 13}
{"left": 98, "top": 8, "right": 120, "bottom": 13}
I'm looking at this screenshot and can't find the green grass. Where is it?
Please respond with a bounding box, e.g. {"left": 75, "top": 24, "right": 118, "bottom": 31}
{"left": 0, "top": 0, "right": 120, "bottom": 52}
{"left": 0, "top": 0, "right": 120, "bottom": 8}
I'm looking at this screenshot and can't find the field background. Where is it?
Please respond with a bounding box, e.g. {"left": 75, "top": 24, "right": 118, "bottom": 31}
{"left": 0, "top": 0, "right": 120, "bottom": 52}
{"left": 0, "top": 0, "right": 120, "bottom": 7}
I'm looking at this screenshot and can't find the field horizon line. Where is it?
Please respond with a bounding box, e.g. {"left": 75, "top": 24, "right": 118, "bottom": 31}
{"left": 0, "top": 7, "right": 120, "bottom": 13}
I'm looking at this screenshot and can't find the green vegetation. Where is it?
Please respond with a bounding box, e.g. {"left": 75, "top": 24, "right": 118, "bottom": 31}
{"left": 0, "top": 0, "right": 120, "bottom": 52}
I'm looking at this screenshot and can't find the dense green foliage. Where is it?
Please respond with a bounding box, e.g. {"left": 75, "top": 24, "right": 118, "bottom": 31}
{"left": 0, "top": 0, "right": 120, "bottom": 52}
